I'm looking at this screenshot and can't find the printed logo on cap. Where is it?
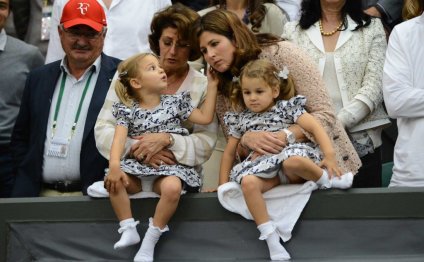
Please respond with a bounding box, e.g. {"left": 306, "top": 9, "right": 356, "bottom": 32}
{"left": 77, "top": 3, "right": 90, "bottom": 15}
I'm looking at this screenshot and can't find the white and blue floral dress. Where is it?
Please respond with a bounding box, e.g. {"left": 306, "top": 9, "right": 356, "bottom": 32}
{"left": 111, "top": 91, "right": 201, "bottom": 188}
{"left": 224, "top": 95, "right": 322, "bottom": 183}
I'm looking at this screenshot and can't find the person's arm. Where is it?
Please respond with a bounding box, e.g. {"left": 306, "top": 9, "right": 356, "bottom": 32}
{"left": 104, "top": 125, "right": 129, "bottom": 194}
{"left": 338, "top": 19, "right": 386, "bottom": 129}
{"left": 242, "top": 41, "right": 335, "bottom": 152}
{"left": 45, "top": 0, "right": 65, "bottom": 63}
{"left": 98, "top": 72, "right": 218, "bottom": 167}
{"left": 364, "top": 0, "right": 402, "bottom": 26}
{"left": 188, "top": 67, "right": 218, "bottom": 125}
{"left": 239, "top": 124, "right": 306, "bottom": 156}
{"left": 95, "top": 74, "right": 137, "bottom": 160}
{"left": 279, "top": 43, "right": 336, "bottom": 139}
{"left": 219, "top": 136, "right": 239, "bottom": 185}
{"left": 166, "top": 70, "right": 219, "bottom": 167}
{"left": 297, "top": 113, "right": 341, "bottom": 177}
{"left": 383, "top": 27, "right": 424, "bottom": 118}
{"left": 169, "top": 116, "right": 218, "bottom": 166}
{"left": 10, "top": 75, "right": 32, "bottom": 174}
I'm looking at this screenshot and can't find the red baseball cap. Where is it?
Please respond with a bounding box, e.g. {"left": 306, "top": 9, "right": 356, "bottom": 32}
{"left": 60, "top": 0, "right": 107, "bottom": 32}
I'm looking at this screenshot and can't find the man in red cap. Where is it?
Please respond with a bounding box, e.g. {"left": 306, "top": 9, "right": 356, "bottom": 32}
{"left": 45, "top": 0, "right": 171, "bottom": 62}
{"left": 11, "top": 0, "right": 121, "bottom": 197}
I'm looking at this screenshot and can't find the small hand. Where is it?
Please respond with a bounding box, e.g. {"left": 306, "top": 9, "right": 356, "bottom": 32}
{"left": 319, "top": 157, "right": 342, "bottom": 178}
{"left": 104, "top": 168, "right": 129, "bottom": 194}
{"left": 206, "top": 66, "right": 219, "bottom": 87}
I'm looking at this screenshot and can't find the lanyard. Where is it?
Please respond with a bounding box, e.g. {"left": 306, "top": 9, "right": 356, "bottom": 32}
{"left": 51, "top": 70, "right": 95, "bottom": 139}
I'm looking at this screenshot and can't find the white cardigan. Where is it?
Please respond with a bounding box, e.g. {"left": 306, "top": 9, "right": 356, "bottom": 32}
{"left": 283, "top": 16, "right": 390, "bottom": 133}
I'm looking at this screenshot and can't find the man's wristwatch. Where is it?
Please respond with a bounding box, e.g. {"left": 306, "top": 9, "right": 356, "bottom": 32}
{"left": 168, "top": 134, "right": 175, "bottom": 148}
{"left": 282, "top": 129, "right": 295, "bottom": 144}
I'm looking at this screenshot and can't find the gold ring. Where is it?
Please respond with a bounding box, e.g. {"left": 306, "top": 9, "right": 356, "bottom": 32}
{"left": 160, "top": 160, "right": 164, "bottom": 165}
{"left": 139, "top": 153, "right": 144, "bottom": 160}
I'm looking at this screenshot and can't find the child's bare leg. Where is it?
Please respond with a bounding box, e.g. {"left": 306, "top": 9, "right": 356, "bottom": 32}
{"left": 134, "top": 176, "right": 181, "bottom": 262}
{"left": 283, "top": 156, "right": 323, "bottom": 183}
{"left": 110, "top": 175, "right": 142, "bottom": 250}
{"left": 241, "top": 175, "right": 280, "bottom": 225}
{"left": 283, "top": 156, "right": 353, "bottom": 189}
{"left": 152, "top": 175, "right": 182, "bottom": 228}
{"left": 110, "top": 175, "right": 142, "bottom": 220}
{"left": 241, "top": 175, "right": 290, "bottom": 261}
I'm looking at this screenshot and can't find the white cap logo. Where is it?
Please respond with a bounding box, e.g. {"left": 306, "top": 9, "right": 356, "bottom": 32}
{"left": 77, "top": 3, "right": 90, "bottom": 15}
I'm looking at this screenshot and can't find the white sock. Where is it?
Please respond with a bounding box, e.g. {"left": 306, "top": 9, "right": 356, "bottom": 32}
{"left": 316, "top": 170, "right": 332, "bottom": 189}
{"left": 114, "top": 218, "right": 140, "bottom": 250}
{"left": 257, "top": 221, "right": 291, "bottom": 261}
{"left": 331, "top": 172, "right": 354, "bottom": 189}
{"left": 134, "top": 217, "right": 169, "bottom": 262}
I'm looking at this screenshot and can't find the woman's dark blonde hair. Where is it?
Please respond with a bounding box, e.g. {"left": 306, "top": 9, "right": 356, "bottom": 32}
{"left": 115, "top": 53, "right": 158, "bottom": 107}
{"left": 209, "top": 0, "right": 268, "bottom": 33}
{"left": 402, "top": 0, "right": 424, "bottom": 20}
{"left": 231, "top": 59, "right": 295, "bottom": 110}
{"left": 149, "top": 3, "right": 201, "bottom": 61}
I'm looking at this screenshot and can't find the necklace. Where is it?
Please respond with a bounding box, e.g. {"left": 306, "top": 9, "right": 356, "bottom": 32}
{"left": 319, "top": 19, "right": 343, "bottom": 36}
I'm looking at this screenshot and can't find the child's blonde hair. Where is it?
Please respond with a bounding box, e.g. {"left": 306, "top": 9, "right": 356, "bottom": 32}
{"left": 115, "top": 53, "right": 158, "bottom": 107}
{"left": 230, "top": 59, "right": 296, "bottom": 110}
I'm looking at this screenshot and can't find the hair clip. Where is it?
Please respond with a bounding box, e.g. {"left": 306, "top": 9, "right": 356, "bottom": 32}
{"left": 232, "top": 76, "right": 240, "bottom": 83}
{"left": 275, "top": 66, "right": 289, "bottom": 80}
{"left": 119, "top": 71, "right": 128, "bottom": 78}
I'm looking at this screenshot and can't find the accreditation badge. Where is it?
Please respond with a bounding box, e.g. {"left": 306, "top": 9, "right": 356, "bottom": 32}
{"left": 47, "top": 137, "right": 69, "bottom": 158}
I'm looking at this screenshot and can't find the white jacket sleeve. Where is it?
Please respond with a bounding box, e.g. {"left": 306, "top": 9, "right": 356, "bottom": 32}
{"left": 383, "top": 26, "right": 424, "bottom": 118}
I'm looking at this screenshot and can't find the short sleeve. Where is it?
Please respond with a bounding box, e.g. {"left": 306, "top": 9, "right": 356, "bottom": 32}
{"left": 224, "top": 112, "right": 242, "bottom": 138}
{"left": 112, "top": 102, "right": 132, "bottom": 128}
{"left": 176, "top": 91, "right": 195, "bottom": 121}
{"left": 280, "top": 95, "right": 307, "bottom": 123}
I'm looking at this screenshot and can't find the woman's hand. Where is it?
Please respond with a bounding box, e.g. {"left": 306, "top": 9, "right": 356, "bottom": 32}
{"left": 241, "top": 131, "right": 286, "bottom": 155}
{"left": 130, "top": 133, "right": 170, "bottom": 162}
{"left": 319, "top": 156, "right": 342, "bottom": 178}
{"left": 104, "top": 167, "right": 129, "bottom": 194}
{"left": 145, "top": 149, "right": 176, "bottom": 169}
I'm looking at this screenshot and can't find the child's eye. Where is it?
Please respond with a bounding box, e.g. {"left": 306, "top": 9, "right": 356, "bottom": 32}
{"left": 211, "top": 41, "right": 219, "bottom": 47}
